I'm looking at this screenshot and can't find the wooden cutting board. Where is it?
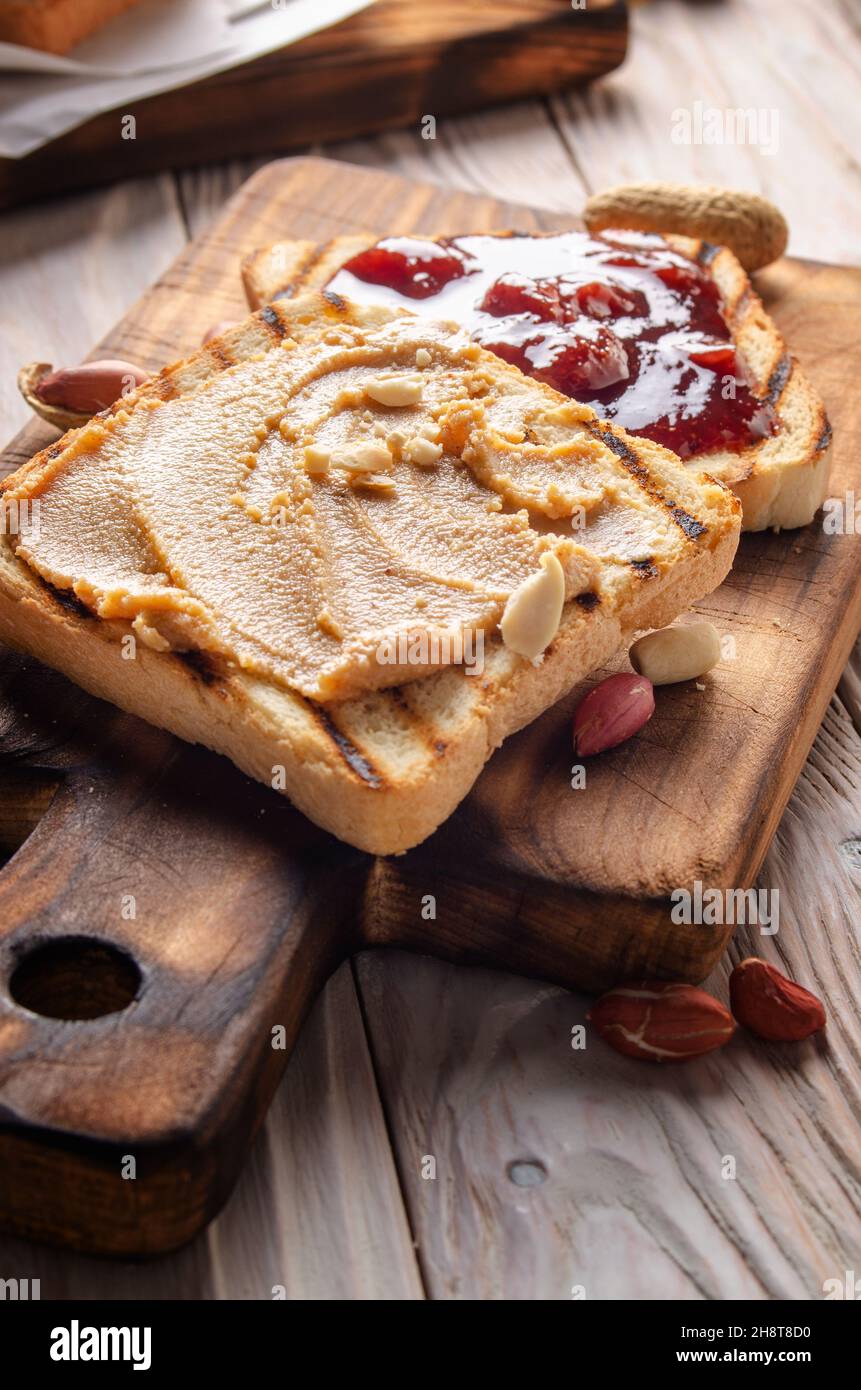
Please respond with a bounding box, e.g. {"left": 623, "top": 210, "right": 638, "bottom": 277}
{"left": 0, "top": 0, "right": 628, "bottom": 210}
{"left": 0, "top": 157, "right": 859, "bottom": 1256}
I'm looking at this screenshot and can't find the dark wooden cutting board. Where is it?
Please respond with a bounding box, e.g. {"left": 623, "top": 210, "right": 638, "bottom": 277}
{"left": 0, "top": 157, "right": 859, "bottom": 1255}
{"left": 0, "top": 0, "right": 628, "bottom": 209}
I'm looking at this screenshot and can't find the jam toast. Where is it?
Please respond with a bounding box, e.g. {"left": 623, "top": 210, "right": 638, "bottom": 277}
{"left": 242, "top": 231, "right": 831, "bottom": 532}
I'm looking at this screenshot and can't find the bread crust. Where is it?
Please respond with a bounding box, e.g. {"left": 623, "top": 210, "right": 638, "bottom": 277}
{"left": 0, "top": 0, "right": 143, "bottom": 53}
{"left": 0, "top": 293, "right": 740, "bottom": 855}
{"left": 241, "top": 232, "right": 832, "bottom": 532}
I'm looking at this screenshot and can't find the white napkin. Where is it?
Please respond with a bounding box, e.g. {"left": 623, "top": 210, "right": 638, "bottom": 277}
{"left": 0, "top": 0, "right": 373, "bottom": 158}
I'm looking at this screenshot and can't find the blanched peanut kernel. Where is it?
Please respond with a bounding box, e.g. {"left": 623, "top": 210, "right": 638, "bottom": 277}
{"left": 332, "top": 441, "right": 393, "bottom": 473}
{"left": 629, "top": 621, "right": 721, "bottom": 685}
{"left": 499, "top": 551, "right": 565, "bottom": 661}
{"left": 303, "top": 445, "right": 331, "bottom": 475}
{"left": 404, "top": 436, "right": 443, "bottom": 466}
{"left": 365, "top": 375, "right": 424, "bottom": 407}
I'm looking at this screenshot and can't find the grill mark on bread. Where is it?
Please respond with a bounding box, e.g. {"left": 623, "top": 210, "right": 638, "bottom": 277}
{"left": 323, "top": 289, "right": 348, "bottom": 313}
{"left": 669, "top": 507, "right": 708, "bottom": 540}
{"left": 766, "top": 354, "right": 793, "bottom": 404}
{"left": 815, "top": 418, "right": 833, "bottom": 453}
{"left": 310, "top": 704, "right": 383, "bottom": 788}
{"left": 588, "top": 424, "right": 708, "bottom": 541}
{"left": 262, "top": 238, "right": 334, "bottom": 302}
{"left": 39, "top": 580, "right": 228, "bottom": 693}
{"left": 389, "top": 685, "right": 457, "bottom": 758}
{"left": 176, "top": 649, "right": 221, "bottom": 688}
{"left": 291, "top": 240, "right": 331, "bottom": 298}
{"left": 206, "top": 340, "right": 237, "bottom": 370}
{"left": 243, "top": 233, "right": 830, "bottom": 531}
{"left": 260, "top": 304, "right": 287, "bottom": 339}
{"left": 630, "top": 558, "right": 659, "bottom": 580}
{"left": 734, "top": 288, "right": 752, "bottom": 320}
{"left": 575, "top": 590, "right": 600, "bottom": 610}
{"left": 589, "top": 424, "right": 638, "bottom": 465}
{"left": 42, "top": 580, "right": 92, "bottom": 621}
{"left": 153, "top": 369, "right": 179, "bottom": 402}
{"left": 725, "top": 457, "right": 755, "bottom": 484}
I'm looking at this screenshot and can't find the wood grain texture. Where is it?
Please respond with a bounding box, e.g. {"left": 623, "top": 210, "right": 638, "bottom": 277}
{"left": 0, "top": 0, "right": 859, "bottom": 1293}
{"left": 0, "top": 963, "right": 423, "bottom": 1297}
{"left": 331, "top": 99, "right": 592, "bottom": 213}
{"left": 550, "top": 0, "right": 861, "bottom": 264}
{"left": 0, "top": 175, "right": 186, "bottom": 441}
{"left": 0, "top": 155, "right": 859, "bottom": 1256}
{"left": 0, "top": 647, "right": 372, "bottom": 1255}
{"left": 337, "top": 1, "right": 861, "bottom": 1299}
{"left": 355, "top": 684, "right": 861, "bottom": 1300}
{"left": 0, "top": 0, "right": 628, "bottom": 210}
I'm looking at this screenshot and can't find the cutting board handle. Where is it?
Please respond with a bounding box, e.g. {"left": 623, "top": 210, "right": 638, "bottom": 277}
{"left": 0, "top": 656, "right": 366, "bottom": 1254}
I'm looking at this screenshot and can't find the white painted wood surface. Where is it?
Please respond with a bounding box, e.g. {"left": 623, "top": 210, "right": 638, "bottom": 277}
{"left": 0, "top": 0, "right": 859, "bottom": 1299}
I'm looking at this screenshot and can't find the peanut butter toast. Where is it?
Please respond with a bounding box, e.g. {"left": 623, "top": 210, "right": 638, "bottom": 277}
{"left": 0, "top": 294, "right": 740, "bottom": 854}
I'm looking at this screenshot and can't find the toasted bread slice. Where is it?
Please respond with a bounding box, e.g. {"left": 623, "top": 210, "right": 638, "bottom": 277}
{"left": 242, "top": 233, "right": 831, "bottom": 532}
{"left": 0, "top": 294, "right": 739, "bottom": 855}
{"left": 0, "top": 0, "right": 144, "bottom": 53}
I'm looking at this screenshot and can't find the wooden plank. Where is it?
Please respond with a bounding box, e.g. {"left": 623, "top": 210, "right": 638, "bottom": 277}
{"left": 176, "top": 159, "right": 270, "bottom": 242}
{"left": 1, "top": 156, "right": 858, "bottom": 1255}
{"left": 0, "top": 0, "right": 627, "bottom": 210}
{"left": 356, "top": 688, "right": 861, "bottom": 1299}
{"left": 329, "top": 100, "right": 591, "bottom": 211}
{"left": 838, "top": 640, "right": 861, "bottom": 736}
{"left": 206, "top": 962, "right": 422, "bottom": 1301}
{"left": 550, "top": 0, "right": 861, "bottom": 264}
{"left": 0, "top": 965, "right": 423, "bottom": 1298}
{"left": 0, "top": 175, "right": 186, "bottom": 441}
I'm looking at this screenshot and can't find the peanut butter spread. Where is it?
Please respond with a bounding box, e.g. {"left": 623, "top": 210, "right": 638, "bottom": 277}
{"left": 6, "top": 316, "right": 687, "bottom": 702}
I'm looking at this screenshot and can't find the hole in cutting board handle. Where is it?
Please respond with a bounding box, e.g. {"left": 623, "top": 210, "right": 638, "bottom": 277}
{"left": 9, "top": 937, "right": 141, "bottom": 1020}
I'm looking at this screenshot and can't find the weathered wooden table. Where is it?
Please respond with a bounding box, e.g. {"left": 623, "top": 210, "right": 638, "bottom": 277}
{"left": 0, "top": 0, "right": 859, "bottom": 1299}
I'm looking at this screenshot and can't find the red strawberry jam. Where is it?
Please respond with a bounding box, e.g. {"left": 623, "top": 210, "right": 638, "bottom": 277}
{"left": 338, "top": 236, "right": 472, "bottom": 299}
{"left": 480, "top": 272, "right": 563, "bottom": 322}
{"left": 570, "top": 280, "right": 647, "bottom": 320}
{"left": 331, "top": 230, "right": 777, "bottom": 459}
